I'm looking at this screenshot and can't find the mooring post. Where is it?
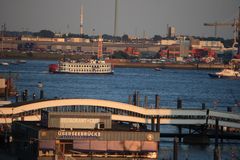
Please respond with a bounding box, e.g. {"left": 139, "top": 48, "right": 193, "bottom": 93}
{"left": 40, "top": 90, "right": 44, "bottom": 99}
{"left": 128, "top": 95, "right": 132, "bottom": 104}
{"left": 144, "top": 96, "right": 148, "bottom": 108}
{"left": 133, "top": 91, "right": 137, "bottom": 105}
{"left": 202, "top": 103, "right": 206, "bottom": 110}
{"left": 173, "top": 137, "right": 178, "bottom": 160}
{"left": 155, "top": 94, "right": 160, "bottom": 108}
{"left": 15, "top": 92, "right": 19, "bottom": 103}
{"left": 136, "top": 91, "right": 140, "bottom": 106}
{"left": 24, "top": 89, "right": 28, "bottom": 101}
{"left": 21, "top": 91, "right": 25, "bottom": 102}
{"left": 4, "top": 85, "right": 8, "bottom": 101}
{"left": 177, "top": 98, "right": 182, "bottom": 109}
{"left": 214, "top": 119, "right": 220, "bottom": 160}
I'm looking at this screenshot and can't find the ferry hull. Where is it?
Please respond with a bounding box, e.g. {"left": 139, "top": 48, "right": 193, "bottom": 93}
{"left": 51, "top": 71, "right": 114, "bottom": 75}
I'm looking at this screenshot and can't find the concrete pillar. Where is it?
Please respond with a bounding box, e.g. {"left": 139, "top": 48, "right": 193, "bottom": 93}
{"left": 155, "top": 94, "right": 160, "bottom": 109}
{"left": 214, "top": 147, "right": 220, "bottom": 160}
{"left": 156, "top": 116, "right": 160, "bottom": 132}
{"left": 214, "top": 119, "right": 220, "bottom": 160}
{"left": 178, "top": 126, "right": 182, "bottom": 142}
{"left": 189, "top": 126, "right": 191, "bottom": 134}
{"left": 227, "top": 107, "right": 232, "bottom": 131}
{"left": 177, "top": 98, "right": 182, "bottom": 109}
{"left": 173, "top": 137, "right": 178, "bottom": 160}
{"left": 220, "top": 126, "right": 223, "bottom": 143}
{"left": 151, "top": 117, "right": 155, "bottom": 131}
{"left": 206, "top": 109, "right": 210, "bottom": 125}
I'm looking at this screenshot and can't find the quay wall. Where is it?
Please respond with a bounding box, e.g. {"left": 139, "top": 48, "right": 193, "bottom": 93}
{"left": 0, "top": 51, "right": 229, "bottom": 69}
{"left": 112, "top": 62, "right": 229, "bottom": 69}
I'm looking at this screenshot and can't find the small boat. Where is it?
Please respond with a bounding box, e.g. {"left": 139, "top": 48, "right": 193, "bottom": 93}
{"left": 154, "top": 68, "right": 162, "bottom": 71}
{"left": 208, "top": 68, "right": 240, "bottom": 79}
{"left": 10, "top": 61, "right": 19, "bottom": 65}
{"left": 0, "top": 62, "right": 9, "bottom": 66}
{"left": 18, "top": 60, "right": 27, "bottom": 63}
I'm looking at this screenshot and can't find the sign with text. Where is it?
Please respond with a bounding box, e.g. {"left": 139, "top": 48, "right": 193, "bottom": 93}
{"left": 59, "top": 118, "right": 100, "bottom": 129}
{"left": 57, "top": 130, "right": 101, "bottom": 140}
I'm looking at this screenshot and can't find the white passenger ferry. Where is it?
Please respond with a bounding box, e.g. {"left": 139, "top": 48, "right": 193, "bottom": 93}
{"left": 49, "top": 34, "right": 113, "bottom": 74}
{"left": 49, "top": 59, "right": 113, "bottom": 74}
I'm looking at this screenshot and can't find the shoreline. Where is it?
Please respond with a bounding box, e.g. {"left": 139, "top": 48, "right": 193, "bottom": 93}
{"left": 111, "top": 62, "right": 229, "bottom": 70}
{"left": 0, "top": 52, "right": 229, "bottom": 70}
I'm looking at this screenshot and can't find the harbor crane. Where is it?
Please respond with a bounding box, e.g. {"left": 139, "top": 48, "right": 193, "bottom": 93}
{"left": 204, "top": 7, "right": 240, "bottom": 53}
{"left": 203, "top": 22, "right": 234, "bottom": 38}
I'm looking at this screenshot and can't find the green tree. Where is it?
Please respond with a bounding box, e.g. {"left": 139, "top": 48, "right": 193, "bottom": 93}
{"left": 122, "top": 34, "right": 129, "bottom": 42}
{"left": 112, "top": 51, "right": 129, "bottom": 59}
{"left": 33, "top": 30, "right": 55, "bottom": 38}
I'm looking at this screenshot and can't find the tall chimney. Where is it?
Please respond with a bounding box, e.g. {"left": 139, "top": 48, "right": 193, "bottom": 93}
{"left": 114, "top": 0, "right": 118, "bottom": 37}
{"left": 80, "top": 5, "right": 84, "bottom": 35}
{"left": 238, "top": 6, "right": 240, "bottom": 54}
{"left": 97, "top": 34, "right": 103, "bottom": 59}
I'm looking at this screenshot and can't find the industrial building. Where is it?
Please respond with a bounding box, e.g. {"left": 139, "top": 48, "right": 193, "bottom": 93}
{"left": 12, "top": 110, "right": 160, "bottom": 160}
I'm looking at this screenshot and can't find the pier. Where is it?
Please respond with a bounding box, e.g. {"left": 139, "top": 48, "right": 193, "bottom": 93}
{"left": 0, "top": 98, "right": 240, "bottom": 140}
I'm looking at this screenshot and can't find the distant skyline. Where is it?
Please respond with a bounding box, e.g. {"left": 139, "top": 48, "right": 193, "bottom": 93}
{"left": 0, "top": 0, "right": 239, "bottom": 39}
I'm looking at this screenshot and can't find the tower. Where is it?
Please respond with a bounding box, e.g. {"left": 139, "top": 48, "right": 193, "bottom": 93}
{"left": 167, "top": 25, "right": 176, "bottom": 38}
{"left": 114, "top": 0, "right": 118, "bottom": 37}
{"left": 98, "top": 34, "right": 103, "bottom": 60}
{"left": 80, "top": 5, "right": 84, "bottom": 35}
{"left": 238, "top": 6, "right": 240, "bottom": 54}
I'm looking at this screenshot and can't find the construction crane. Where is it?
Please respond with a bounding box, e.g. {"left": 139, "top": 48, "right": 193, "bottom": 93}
{"left": 203, "top": 22, "right": 234, "bottom": 38}
{"left": 204, "top": 7, "right": 240, "bottom": 54}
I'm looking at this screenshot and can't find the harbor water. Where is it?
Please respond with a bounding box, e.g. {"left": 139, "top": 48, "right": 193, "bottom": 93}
{"left": 1, "top": 60, "right": 240, "bottom": 159}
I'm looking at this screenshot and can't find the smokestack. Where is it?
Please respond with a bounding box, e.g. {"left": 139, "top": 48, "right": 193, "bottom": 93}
{"left": 80, "top": 5, "right": 84, "bottom": 35}
{"left": 97, "top": 34, "right": 103, "bottom": 59}
{"left": 238, "top": 6, "right": 240, "bottom": 54}
{"left": 114, "top": 0, "right": 118, "bottom": 37}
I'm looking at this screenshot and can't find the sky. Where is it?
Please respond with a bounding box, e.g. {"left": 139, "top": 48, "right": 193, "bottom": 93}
{"left": 0, "top": 0, "right": 239, "bottom": 39}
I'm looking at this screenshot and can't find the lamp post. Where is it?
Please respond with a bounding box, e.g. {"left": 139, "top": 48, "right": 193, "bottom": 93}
{"left": 37, "top": 82, "right": 44, "bottom": 99}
